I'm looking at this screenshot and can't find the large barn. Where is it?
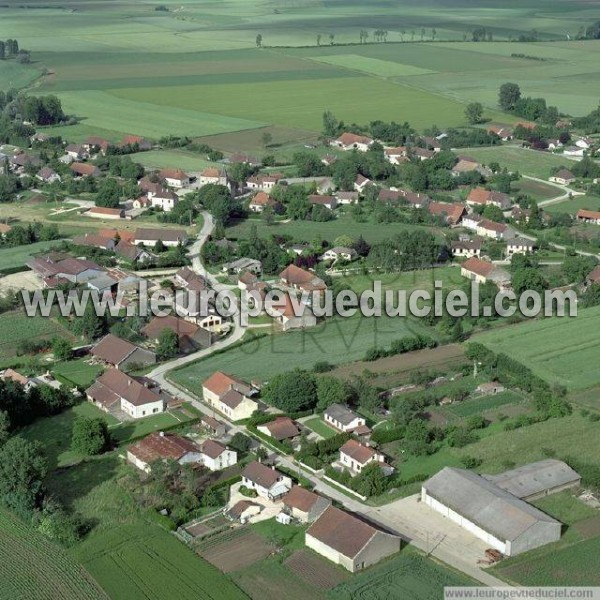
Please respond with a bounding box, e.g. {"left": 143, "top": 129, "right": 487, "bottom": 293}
{"left": 484, "top": 460, "right": 581, "bottom": 501}
{"left": 421, "top": 467, "right": 562, "bottom": 556}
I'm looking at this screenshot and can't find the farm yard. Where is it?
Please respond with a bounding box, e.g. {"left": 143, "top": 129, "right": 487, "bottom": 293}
{"left": 0, "top": 506, "right": 108, "bottom": 600}
{"left": 475, "top": 306, "right": 600, "bottom": 391}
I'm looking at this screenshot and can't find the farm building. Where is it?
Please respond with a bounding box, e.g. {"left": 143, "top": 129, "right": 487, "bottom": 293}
{"left": 460, "top": 258, "right": 510, "bottom": 287}
{"left": 267, "top": 293, "right": 317, "bottom": 331}
{"left": 476, "top": 382, "right": 505, "bottom": 395}
{"left": 202, "top": 371, "right": 258, "bottom": 421}
{"left": 222, "top": 257, "right": 262, "bottom": 275}
{"left": 332, "top": 132, "right": 374, "bottom": 152}
{"left": 305, "top": 506, "right": 400, "bottom": 572}
{"left": 279, "top": 264, "right": 327, "bottom": 293}
{"left": 127, "top": 431, "right": 202, "bottom": 473}
{"left": 324, "top": 404, "right": 366, "bottom": 433}
{"left": 159, "top": 168, "right": 190, "bottom": 188}
{"left": 133, "top": 228, "right": 188, "bottom": 247}
{"left": 142, "top": 315, "right": 212, "bottom": 353}
{"left": 466, "top": 188, "right": 511, "bottom": 210}
{"left": 451, "top": 239, "right": 482, "bottom": 258}
{"left": 85, "top": 207, "right": 125, "bottom": 220}
{"left": 241, "top": 461, "right": 292, "bottom": 500}
{"left": 576, "top": 209, "right": 600, "bottom": 225}
{"left": 321, "top": 246, "right": 358, "bottom": 262}
{"left": 282, "top": 486, "right": 331, "bottom": 523}
{"left": 197, "top": 439, "right": 237, "bottom": 471}
{"left": 549, "top": 169, "right": 575, "bottom": 185}
{"left": 428, "top": 202, "right": 466, "bottom": 225}
{"left": 421, "top": 467, "right": 562, "bottom": 556}
{"left": 484, "top": 460, "right": 581, "bottom": 501}
{"left": 91, "top": 334, "right": 156, "bottom": 370}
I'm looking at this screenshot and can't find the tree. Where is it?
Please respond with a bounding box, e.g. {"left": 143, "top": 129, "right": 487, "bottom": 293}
{"left": 0, "top": 42, "right": 5, "bottom": 61}
{"left": 73, "top": 300, "right": 106, "bottom": 340}
{"left": 95, "top": 178, "right": 122, "bottom": 208}
{"left": 498, "top": 83, "right": 521, "bottom": 111}
{"left": 350, "top": 376, "right": 380, "bottom": 412}
{"left": 156, "top": 328, "right": 179, "bottom": 360}
{"left": 322, "top": 110, "right": 339, "bottom": 138}
{"left": 263, "top": 370, "right": 317, "bottom": 413}
{"left": 316, "top": 376, "right": 349, "bottom": 411}
{"left": 52, "top": 338, "right": 72, "bottom": 361}
{"left": 512, "top": 267, "right": 547, "bottom": 296}
{"left": 0, "top": 410, "right": 9, "bottom": 446}
{"left": 353, "top": 462, "right": 388, "bottom": 496}
{"left": 256, "top": 34, "right": 263, "bottom": 48}
{"left": 71, "top": 417, "right": 110, "bottom": 456}
{"left": 465, "top": 102, "right": 484, "bottom": 125}
{"left": 34, "top": 498, "right": 82, "bottom": 546}
{"left": 229, "top": 432, "right": 252, "bottom": 454}
{"left": 0, "top": 437, "right": 47, "bottom": 517}
{"left": 261, "top": 131, "right": 272, "bottom": 148}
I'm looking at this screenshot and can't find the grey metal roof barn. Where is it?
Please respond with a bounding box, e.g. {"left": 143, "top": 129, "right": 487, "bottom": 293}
{"left": 484, "top": 460, "right": 581, "bottom": 500}
{"left": 324, "top": 403, "right": 360, "bottom": 426}
{"left": 422, "top": 467, "right": 559, "bottom": 543}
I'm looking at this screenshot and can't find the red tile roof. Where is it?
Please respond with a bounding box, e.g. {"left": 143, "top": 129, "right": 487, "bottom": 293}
{"left": 283, "top": 486, "right": 322, "bottom": 512}
{"left": 339, "top": 439, "right": 376, "bottom": 465}
{"left": 242, "top": 461, "right": 284, "bottom": 488}
{"left": 129, "top": 432, "right": 199, "bottom": 464}
{"left": 461, "top": 257, "right": 495, "bottom": 277}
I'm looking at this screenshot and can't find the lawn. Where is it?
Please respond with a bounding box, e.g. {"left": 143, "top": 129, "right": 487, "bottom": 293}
{"left": 129, "top": 149, "right": 214, "bottom": 173}
{"left": 53, "top": 358, "right": 105, "bottom": 388}
{"left": 475, "top": 306, "right": 600, "bottom": 391}
{"left": 303, "top": 417, "right": 336, "bottom": 439}
{"left": 0, "top": 311, "right": 75, "bottom": 362}
{"left": 169, "top": 313, "right": 439, "bottom": 394}
{"left": 109, "top": 410, "right": 197, "bottom": 444}
{"left": 459, "top": 146, "right": 570, "bottom": 179}
{"left": 0, "top": 506, "right": 108, "bottom": 600}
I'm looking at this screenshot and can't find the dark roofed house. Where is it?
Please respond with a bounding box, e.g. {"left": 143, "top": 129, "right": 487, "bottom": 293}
{"left": 70, "top": 162, "right": 101, "bottom": 178}
{"left": 115, "top": 240, "right": 154, "bottom": 264}
{"left": 142, "top": 315, "right": 212, "bottom": 354}
{"left": 283, "top": 486, "right": 331, "bottom": 523}
{"left": 324, "top": 404, "right": 366, "bottom": 433}
{"left": 257, "top": 416, "right": 301, "bottom": 442}
{"left": 306, "top": 506, "right": 400, "bottom": 571}
{"left": 91, "top": 334, "right": 156, "bottom": 370}
{"left": 308, "top": 195, "right": 337, "bottom": 210}
{"left": 72, "top": 233, "right": 116, "bottom": 251}
{"left": 549, "top": 169, "right": 576, "bottom": 185}
{"left": 241, "top": 461, "right": 292, "bottom": 500}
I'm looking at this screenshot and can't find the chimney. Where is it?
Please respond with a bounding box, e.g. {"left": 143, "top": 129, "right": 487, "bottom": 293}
{"left": 127, "top": 379, "right": 131, "bottom": 386}
{"left": 159, "top": 431, "right": 165, "bottom": 437}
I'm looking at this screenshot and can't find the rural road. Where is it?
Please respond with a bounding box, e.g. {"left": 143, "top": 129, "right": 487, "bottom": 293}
{"left": 523, "top": 175, "right": 584, "bottom": 207}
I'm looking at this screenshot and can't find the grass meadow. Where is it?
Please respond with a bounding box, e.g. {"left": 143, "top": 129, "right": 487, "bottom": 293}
{"left": 475, "top": 306, "right": 600, "bottom": 391}
{"left": 544, "top": 194, "right": 600, "bottom": 215}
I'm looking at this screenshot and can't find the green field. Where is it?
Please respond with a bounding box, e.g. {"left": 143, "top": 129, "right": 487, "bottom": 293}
{"left": 0, "top": 311, "right": 75, "bottom": 362}
{"left": 0, "top": 506, "right": 108, "bottom": 600}
{"left": 170, "top": 314, "right": 438, "bottom": 395}
{"left": 0, "top": 239, "right": 68, "bottom": 272}
{"left": 53, "top": 359, "right": 105, "bottom": 388}
{"left": 129, "top": 150, "right": 214, "bottom": 172}
{"left": 544, "top": 194, "right": 600, "bottom": 215}
{"left": 459, "top": 146, "right": 571, "bottom": 179}
{"left": 475, "top": 306, "right": 600, "bottom": 391}
{"left": 445, "top": 390, "right": 525, "bottom": 418}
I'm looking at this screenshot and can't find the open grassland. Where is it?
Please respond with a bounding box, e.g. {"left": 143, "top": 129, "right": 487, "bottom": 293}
{"left": 458, "top": 147, "right": 570, "bottom": 179}
{"left": 0, "top": 311, "right": 75, "bottom": 362}
{"left": 227, "top": 213, "right": 447, "bottom": 244}
{"left": 544, "top": 194, "right": 600, "bottom": 215}
{"left": 0, "top": 506, "right": 108, "bottom": 600}
{"left": 0, "top": 60, "right": 42, "bottom": 90}
{"left": 170, "top": 314, "right": 439, "bottom": 394}
{"left": 0, "top": 239, "right": 67, "bottom": 272}
{"left": 512, "top": 178, "right": 561, "bottom": 202}
{"left": 128, "top": 150, "right": 213, "bottom": 172}
{"left": 475, "top": 306, "right": 600, "bottom": 391}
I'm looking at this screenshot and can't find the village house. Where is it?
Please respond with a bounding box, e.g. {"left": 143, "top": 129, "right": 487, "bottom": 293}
{"left": 248, "top": 191, "right": 277, "bottom": 213}
{"left": 451, "top": 238, "right": 483, "bottom": 258}
{"left": 149, "top": 188, "right": 179, "bottom": 212}
{"left": 70, "top": 162, "right": 101, "bottom": 178}
{"left": 142, "top": 315, "right": 212, "bottom": 353}
{"left": 227, "top": 500, "right": 262, "bottom": 524}
{"left": 467, "top": 187, "right": 512, "bottom": 210}
{"left": 257, "top": 416, "right": 301, "bottom": 443}
{"left": 305, "top": 506, "right": 400, "bottom": 572}
{"left": 384, "top": 146, "right": 408, "bottom": 165}
{"left": 174, "top": 267, "right": 208, "bottom": 293}
{"left": 308, "top": 194, "right": 337, "bottom": 210}
{"left": 460, "top": 257, "right": 510, "bottom": 287}
{"left": 241, "top": 461, "right": 292, "bottom": 500}
{"left": 506, "top": 237, "right": 535, "bottom": 256}
{"left": 452, "top": 158, "right": 491, "bottom": 178}
{"left": 477, "top": 219, "right": 515, "bottom": 240}
{"left": 421, "top": 467, "right": 562, "bottom": 556}
{"left": 332, "top": 132, "right": 374, "bottom": 152}
{"left": 199, "top": 167, "right": 230, "bottom": 187}
{"left": 86, "top": 369, "right": 168, "bottom": 419}
{"left": 279, "top": 264, "right": 327, "bottom": 294}
{"left": 237, "top": 270, "right": 259, "bottom": 291}
{"left": 229, "top": 153, "right": 261, "bottom": 167}
{"left": 247, "top": 173, "right": 283, "bottom": 192}
{"left": 10, "top": 153, "right": 42, "bottom": 173}
{"left": 267, "top": 292, "right": 317, "bottom": 330}
{"left": 84, "top": 136, "right": 110, "bottom": 154}
{"left": 202, "top": 371, "right": 258, "bottom": 421}
{"left": 91, "top": 334, "right": 156, "bottom": 370}
{"left": 321, "top": 154, "right": 338, "bottom": 167}
{"left": 115, "top": 240, "right": 154, "bottom": 264}
{"left": 428, "top": 202, "right": 466, "bottom": 225}
{"left": 324, "top": 403, "right": 366, "bottom": 433}
{"left": 549, "top": 169, "right": 576, "bottom": 185}
{"left": 120, "top": 135, "right": 153, "bottom": 151}
{"left": 412, "top": 147, "right": 435, "bottom": 161}
{"left": 576, "top": 209, "right": 600, "bottom": 225}
{"left": 133, "top": 227, "right": 188, "bottom": 247}
{"left": 282, "top": 486, "right": 331, "bottom": 524}
{"left": 36, "top": 167, "right": 61, "bottom": 184}
{"left": 197, "top": 439, "right": 237, "bottom": 471}
{"left": 484, "top": 459, "right": 581, "bottom": 501}
{"left": 338, "top": 439, "right": 391, "bottom": 475}
{"left": 85, "top": 207, "right": 125, "bottom": 220}
{"left": 487, "top": 126, "right": 514, "bottom": 141}
{"left": 321, "top": 246, "right": 358, "bottom": 262}
{"left": 586, "top": 265, "right": 600, "bottom": 287}
{"left": 132, "top": 195, "right": 151, "bottom": 210}
{"left": 1, "top": 368, "right": 37, "bottom": 392}
{"left": 159, "top": 168, "right": 190, "bottom": 188}
{"left": 354, "top": 174, "right": 371, "bottom": 193}
{"left": 420, "top": 136, "right": 443, "bottom": 152}
{"left": 127, "top": 431, "right": 202, "bottom": 473}
{"left": 334, "top": 191, "right": 359, "bottom": 205}
{"left": 65, "top": 143, "right": 89, "bottom": 160}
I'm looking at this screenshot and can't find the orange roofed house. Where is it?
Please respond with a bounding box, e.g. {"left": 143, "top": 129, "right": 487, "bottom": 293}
{"left": 279, "top": 264, "right": 327, "bottom": 294}
{"left": 282, "top": 486, "right": 331, "bottom": 523}
{"left": 576, "top": 209, "right": 600, "bottom": 225}
{"left": 202, "top": 371, "right": 258, "bottom": 421}
{"left": 127, "top": 431, "right": 202, "bottom": 473}
{"left": 460, "top": 257, "right": 511, "bottom": 287}
{"left": 338, "top": 439, "right": 393, "bottom": 476}
{"left": 332, "top": 132, "right": 374, "bottom": 152}
{"left": 306, "top": 506, "right": 400, "bottom": 572}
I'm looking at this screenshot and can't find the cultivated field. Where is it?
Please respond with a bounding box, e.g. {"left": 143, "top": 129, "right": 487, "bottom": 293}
{"left": 284, "top": 549, "right": 350, "bottom": 590}
{"left": 475, "top": 306, "right": 600, "bottom": 391}
{"left": 0, "top": 506, "right": 108, "bottom": 600}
